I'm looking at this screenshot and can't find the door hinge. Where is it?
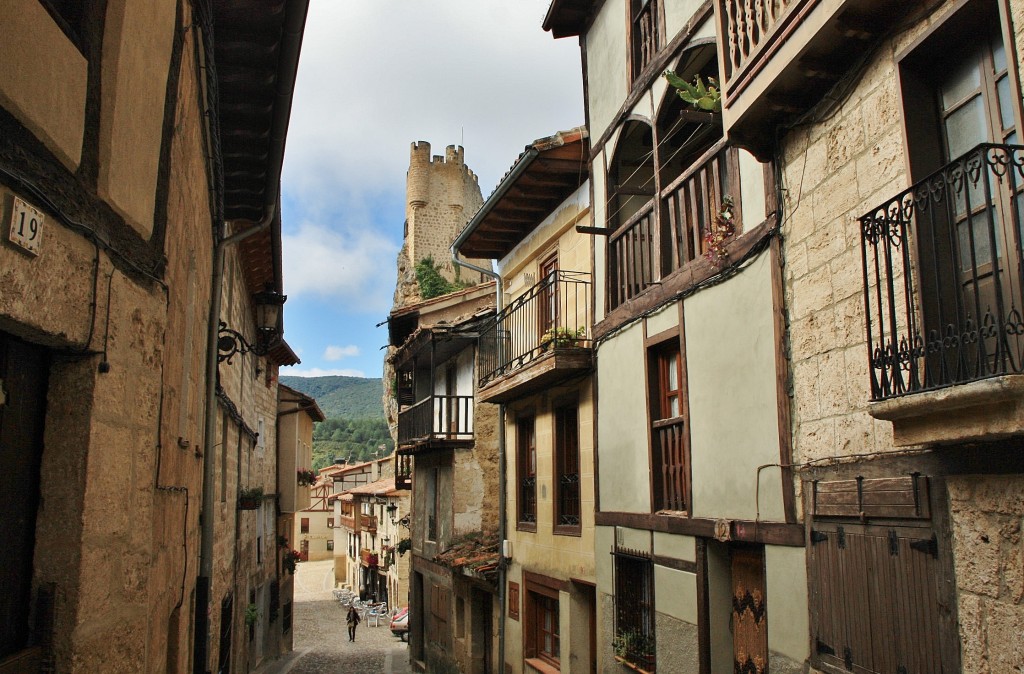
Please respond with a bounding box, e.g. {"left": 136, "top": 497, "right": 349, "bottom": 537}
{"left": 910, "top": 535, "right": 939, "bottom": 558}
{"left": 837, "top": 525, "right": 846, "bottom": 549}
{"left": 889, "top": 529, "right": 899, "bottom": 556}
{"left": 810, "top": 530, "right": 828, "bottom": 544}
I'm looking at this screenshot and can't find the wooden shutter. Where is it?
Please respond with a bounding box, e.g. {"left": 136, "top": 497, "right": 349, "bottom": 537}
{"left": 809, "top": 522, "right": 946, "bottom": 673}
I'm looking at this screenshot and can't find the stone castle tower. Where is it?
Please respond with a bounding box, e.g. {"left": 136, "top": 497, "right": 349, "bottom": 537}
{"left": 392, "top": 141, "right": 491, "bottom": 308}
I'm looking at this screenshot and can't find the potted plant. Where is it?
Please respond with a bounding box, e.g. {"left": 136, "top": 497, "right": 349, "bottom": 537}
{"left": 613, "top": 629, "right": 655, "bottom": 671}
{"left": 238, "top": 486, "right": 264, "bottom": 510}
{"left": 397, "top": 537, "right": 412, "bottom": 556}
{"left": 296, "top": 468, "right": 317, "bottom": 487}
{"left": 282, "top": 548, "right": 301, "bottom": 574}
{"left": 539, "top": 326, "right": 587, "bottom": 351}
{"left": 244, "top": 603, "right": 260, "bottom": 628}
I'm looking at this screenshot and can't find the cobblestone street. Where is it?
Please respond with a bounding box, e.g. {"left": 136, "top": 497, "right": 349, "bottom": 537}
{"left": 262, "top": 560, "right": 410, "bottom": 674}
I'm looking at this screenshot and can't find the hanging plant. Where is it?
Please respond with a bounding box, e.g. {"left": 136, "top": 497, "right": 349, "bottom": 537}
{"left": 283, "top": 549, "right": 302, "bottom": 575}
{"left": 397, "top": 537, "right": 412, "bottom": 556}
{"left": 704, "top": 196, "right": 736, "bottom": 268}
{"left": 244, "top": 603, "right": 260, "bottom": 628}
{"left": 297, "top": 469, "right": 317, "bottom": 487}
{"left": 238, "top": 486, "right": 264, "bottom": 510}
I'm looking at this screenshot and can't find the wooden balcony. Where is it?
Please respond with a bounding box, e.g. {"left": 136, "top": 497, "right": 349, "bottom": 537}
{"left": 361, "top": 514, "right": 377, "bottom": 534}
{"left": 715, "top": 0, "right": 910, "bottom": 159}
{"left": 477, "top": 271, "right": 593, "bottom": 404}
{"left": 338, "top": 514, "right": 355, "bottom": 531}
{"left": 396, "top": 394, "right": 474, "bottom": 452}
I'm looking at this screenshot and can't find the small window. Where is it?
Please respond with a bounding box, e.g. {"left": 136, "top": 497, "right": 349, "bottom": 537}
{"left": 629, "top": 0, "right": 661, "bottom": 83}
{"left": 327, "top": 518, "right": 334, "bottom": 529}
{"left": 326, "top": 539, "right": 334, "bottom": 551}
{"left": 517, "top": 416, "right": 537, "bottom": 528}
{"left": 614, "top": 547, "right": 655, "bottom": 672}
{"left": 300, "top": 518, "right": 309, "bottom": 534}
{"left": 257, "top": 417, "right": 265, "bottom": 451}
{"left": 525, "top": 586, "right": 560, "bottom": 668}
{"left": 649, "top": 337, "right": 689, "bottom": 512}
{"left": 554, "top": 404, "right": 581, "bottom": 534}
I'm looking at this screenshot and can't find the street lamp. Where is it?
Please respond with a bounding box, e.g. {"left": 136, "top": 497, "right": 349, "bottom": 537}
{"left": 217, "top": 288, "right": 287, "bottom": 363}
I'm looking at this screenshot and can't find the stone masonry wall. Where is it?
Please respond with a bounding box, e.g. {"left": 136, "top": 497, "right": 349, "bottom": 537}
{"left": 781, "top": 1, "right": 1024, "bottom": 668}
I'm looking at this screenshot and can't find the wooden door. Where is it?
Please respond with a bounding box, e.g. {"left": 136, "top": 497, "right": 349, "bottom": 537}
{"left": 731, "top": 546, "right": 768, "bottom": 674}
{"left": 0, "top": 334, "right": 48, "bottom": 663}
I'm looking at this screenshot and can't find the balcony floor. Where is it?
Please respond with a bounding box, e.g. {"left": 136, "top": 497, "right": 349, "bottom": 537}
{"left": 478, "top": 347, "right": 593, "bottom": 404}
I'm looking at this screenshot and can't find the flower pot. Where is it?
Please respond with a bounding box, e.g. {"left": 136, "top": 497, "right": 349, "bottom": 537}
{"left": 238, "top": 497, "right": 260, "bottom": 510}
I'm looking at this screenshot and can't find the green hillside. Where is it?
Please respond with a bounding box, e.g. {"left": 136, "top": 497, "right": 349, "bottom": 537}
{"left": 279, "top": 375, "right": 392, "bottom": 469}
{"left": 279, "top": 375, "right": 385, "bottom": 419}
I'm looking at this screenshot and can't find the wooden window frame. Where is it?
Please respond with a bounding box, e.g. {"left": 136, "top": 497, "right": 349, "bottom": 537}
{"left": 647, "top": 329, "right": 691, "bottom": 514}
{"left": 300, "top": 517, "right": 309, "bottom": 534}
{"left": 553, "top": 403, "right": 582, "bottom": 536}
{"left": 539, "top": 252, "right": 560, "bottom": 338}
{"left": 525, "top": 587, "right": 560, "bottom": 668}
{"left": 517, "top": 415, "right": 538, "bottom": 531}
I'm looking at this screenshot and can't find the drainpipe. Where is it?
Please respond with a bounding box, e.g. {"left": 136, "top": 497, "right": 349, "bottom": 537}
{"left": 196, "top": 210, "right": 275, "bottom": 673}
{"left": 449, "top": 243, "right": 507, "bottom": 672}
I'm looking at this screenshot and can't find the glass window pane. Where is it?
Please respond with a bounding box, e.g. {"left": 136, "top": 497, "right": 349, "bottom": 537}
{"left": 941, "top": 56, "right": 981, "bottom": 109}
{"left": 669, "top": 394, "right": 680, "bottom": 418}
{"left": 945, "top": 96, "right": 988, "bottom": 159}
{"left": 993, "top": 34, "right": 1007, "bottom": 73}
{"left": 998, "top": 75, "right": 1015, "bottom": 132}
{"left": 667, "top": 352, "right": 678, "bottom": 389}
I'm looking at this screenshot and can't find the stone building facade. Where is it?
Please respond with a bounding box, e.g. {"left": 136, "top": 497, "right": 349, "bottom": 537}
{"left": 0, "top": 1, "right": 307, "bottom": 672}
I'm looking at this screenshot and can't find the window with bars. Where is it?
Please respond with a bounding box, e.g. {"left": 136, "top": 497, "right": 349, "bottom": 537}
{"left": 425, "top": 466, "right": 439, "bottom": 541}
{"left": 614, "top": 547, "right": 656, "bottom": 672}
{"left": 649, "top": 338, "right": 689, "bottom": 512}
{"left": 517, "top": 416, "right": 537, "bottom": 528}
{"left": 554, "top": 404, "right": 581, "bottom": 533}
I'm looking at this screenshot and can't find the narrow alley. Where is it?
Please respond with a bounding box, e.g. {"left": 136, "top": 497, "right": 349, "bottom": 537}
{"left": 262, "top": 560, "right": 410, "bottom": 674}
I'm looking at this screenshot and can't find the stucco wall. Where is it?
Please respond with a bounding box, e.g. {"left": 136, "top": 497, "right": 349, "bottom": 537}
{"left": 585, "top": 0, "right": 628, "bottom": 141}
{"left": 596, "top": 321, "right": 651, "bottom": 512}
{"left": 685, "top": 250, "right": 785, "bottom": 521}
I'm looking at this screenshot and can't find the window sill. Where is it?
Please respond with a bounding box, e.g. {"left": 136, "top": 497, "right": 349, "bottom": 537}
{"left": 614, "top": 655, "right": 653, "bottom": 674}
{"left": 553, "top": 525, "right": 582, "bottom": 537}
{"left": 517, "top": 521, "right": 538, "bottom": 533}
{"left": 526, "top": 657, "right": 561, "bottom": 674}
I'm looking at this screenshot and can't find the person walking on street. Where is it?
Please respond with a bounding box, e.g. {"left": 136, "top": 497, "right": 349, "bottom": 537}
{"left": 346, "top": 606, "right": 361, "bottom": 642}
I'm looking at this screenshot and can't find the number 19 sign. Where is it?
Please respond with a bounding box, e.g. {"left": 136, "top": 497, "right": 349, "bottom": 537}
{"left": 9, "top": 196, "right": 44, "bottom": 256}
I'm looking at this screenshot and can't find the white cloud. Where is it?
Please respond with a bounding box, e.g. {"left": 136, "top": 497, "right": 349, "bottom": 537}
{"left": 324, "top": 344, "right": 360, "bottom": 361}
{"left": 282, "top": 220, "right": 398, "bottom": 310}
{"left": 281, "top": 367, "right": 366, "bottom": 378}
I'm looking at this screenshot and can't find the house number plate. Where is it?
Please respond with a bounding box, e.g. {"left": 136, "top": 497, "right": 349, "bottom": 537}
{"left": 9, "top": 196, "right": 44, "bottom": 256}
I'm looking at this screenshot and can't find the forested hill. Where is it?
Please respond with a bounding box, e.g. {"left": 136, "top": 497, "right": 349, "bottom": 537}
{"left": 279, "top": 375, "right": 384, "bottom": 419}
{"left": 279, "top": 374, "right": 391, "bottom": 469}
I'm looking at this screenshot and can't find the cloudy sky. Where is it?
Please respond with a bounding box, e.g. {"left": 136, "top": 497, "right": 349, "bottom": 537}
{"left": 279, "top": 1, "right": 584, "bottom": 379}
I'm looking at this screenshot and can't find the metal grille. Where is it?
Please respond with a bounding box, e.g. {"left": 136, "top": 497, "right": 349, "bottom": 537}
{"left": 556, "top": 406, "right": 581, "bottom": 527}
{"left": 614, "top": 546, "right": 656, "bottom": 672}
{"left": 860, "top": 143, "right": 1024, "bottom": 399}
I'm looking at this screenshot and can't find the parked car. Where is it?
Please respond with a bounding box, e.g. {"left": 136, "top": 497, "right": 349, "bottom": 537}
{"left": 390, "top": 606, "right": 409, "bottom": 641}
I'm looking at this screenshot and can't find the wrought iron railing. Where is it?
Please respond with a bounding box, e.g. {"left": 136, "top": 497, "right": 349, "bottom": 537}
{"left": 652, "top": 417, "right": 687, "bottom": 511}
{"left": 478, "top": 271, "right": 592, "bottom": 387}
{"left": 397, "top": 394, "right": 474, "bottom": 446}
{"left": 860, "top": 143, "right": 1024, "bottom": 400}
{"left": 609, "top": 143, "right": 736, "bottom": 311}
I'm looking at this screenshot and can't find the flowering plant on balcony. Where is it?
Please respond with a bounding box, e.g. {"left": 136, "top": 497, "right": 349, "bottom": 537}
{"left": 238, "top": 486, "right": 264, "bottom": 510}
{"left": 282, "top": 549, "right": 301, "bottom": 574}
{"left": 704, "top": 196, "right": 735, "bottom": 268}
{"left": 540, "top": 326, "right": 587, "bottom": 351}
{"left": 297, "top": 468, "right": 317, "bottom": 486}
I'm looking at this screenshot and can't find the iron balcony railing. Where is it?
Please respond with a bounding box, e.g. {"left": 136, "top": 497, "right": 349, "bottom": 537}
{"left": 478, "top": 271, "right": 592, "bottom": 387}
{"left": 860, "top": 143, "right": 1024, "bottom": 400}
{"left": 397, "top": 394, "right": 474, "bottom": 446}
